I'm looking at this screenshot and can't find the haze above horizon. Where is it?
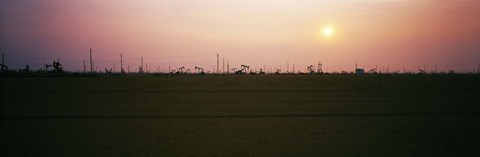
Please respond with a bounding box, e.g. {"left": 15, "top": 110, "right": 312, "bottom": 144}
{"left": 1, "top": 0, "right": 479, "bottom": 72}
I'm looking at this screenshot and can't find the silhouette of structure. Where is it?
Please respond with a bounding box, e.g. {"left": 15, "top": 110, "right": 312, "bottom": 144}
{"left": 317, "top": 62, "right": 323, "bottom": 74}
{"left": 355, "top": 62, "right": 364, "bottom": 75}
{"left": 23, "top": 65, "right": 30, "bottom": 73}
{"left": 176, "top": 66, "right": 185, "bottom": 74}
{"left": 307, "top": 65, "right": 314, "bottom": 74}
{"left": 121, "top": 54, "right": 125, "bottom": 74}
{"left": 139, "top": 57, "right": 144, "bottom": 73}
{"left": 1, "top": 54, "right": 8, "bottom": 72}
{"left": 235, "top": 64, "right": 249, "bottom": 74}
{"left": 45, "top": 59, "right": 64, "bottom": 73}
{"left": 275, "top": 68, "right": 281, "bottom": 75}
{"left": 89, "top": 48, "right": 93, "bottom": 73}
{"left": 195, "top": 66, "right": 205, "bottom": 75}
{"left": 216, "top": 53, "right": 219, "bottom": 74}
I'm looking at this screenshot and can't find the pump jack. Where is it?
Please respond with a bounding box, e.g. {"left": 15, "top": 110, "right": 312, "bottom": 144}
{"left": 307, "top": 65, "right": 314, "bottom": 74}
{"left": 275, "top": 69, "right": 281, "bottom": 75}
{"left": 235, "top": 64, "right": 249, "bottom": 74}
{"left": 176, "top": 66, "right": 185, "bottom": 74}
{"left": 195, "top": 66, "right": 205, "bottom": 75}
{"left": 259, "top": 68, "right": 265, "bottom": 74}
{"left": 45, "top": 59, "right": 64, "bottom": 73}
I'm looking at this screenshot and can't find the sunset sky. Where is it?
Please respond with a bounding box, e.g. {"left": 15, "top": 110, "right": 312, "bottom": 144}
{"left": 1, "top": 0, "right": 479, "bottom": 73}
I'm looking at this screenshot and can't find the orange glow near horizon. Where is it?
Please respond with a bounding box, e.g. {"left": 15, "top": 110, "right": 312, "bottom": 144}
{"left": 1, "top": 0, "right": 479, "bottom": 73}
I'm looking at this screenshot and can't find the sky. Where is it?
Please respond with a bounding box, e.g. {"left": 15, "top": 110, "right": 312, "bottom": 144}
{"left": 1, "top": 0, "right": 479, "bottom": 73}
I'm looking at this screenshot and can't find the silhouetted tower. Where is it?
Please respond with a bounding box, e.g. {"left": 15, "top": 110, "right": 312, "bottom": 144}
{"left": 317, "top": 62, "right": 323, "bottom": 73}
{"left": 120, "top": 54, "right": 124, "bottom": 73}
{"left": 139, "top": 57, "right": 144, "bottom": 73}
{"left": 1, "top": 53, "right": 7, "bottom": 72}
{"left": 89, "top": 48, "right": 93, "bottom": 73}
{"left": 287, "top": 60, "right": 289, "bottom": 73}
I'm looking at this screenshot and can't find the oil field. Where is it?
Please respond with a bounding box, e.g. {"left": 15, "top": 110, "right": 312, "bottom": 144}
{"left": 1, "top": 74, "right": 479, "bottom": 156}
{"left": 2, "top": 0, "right": 480, "bottom": 156}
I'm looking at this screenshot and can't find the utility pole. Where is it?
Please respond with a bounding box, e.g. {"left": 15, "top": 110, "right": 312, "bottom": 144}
{"left": 120, "top": 54, "right": 123, "bottom": 73}
{"left": 287, "top": 60, "right": 289, "bottom": 73}
{"left": 83, "top": 60, "right": 86, "bottom": 73}
{"left": 89, "top": 48, "right": 93, "bottom": 73}
{"left": 141, "top": 57, "right": 144, "bottom": 73}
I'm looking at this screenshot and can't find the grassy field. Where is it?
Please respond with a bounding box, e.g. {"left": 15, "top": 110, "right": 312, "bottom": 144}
{"left": 1, "top": 75, "right": 480, "bottom": 156}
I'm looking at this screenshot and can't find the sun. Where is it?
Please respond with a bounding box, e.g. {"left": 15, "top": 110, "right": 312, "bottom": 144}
{"left": 322, "top": 27, "right": 334, "bottom": 37}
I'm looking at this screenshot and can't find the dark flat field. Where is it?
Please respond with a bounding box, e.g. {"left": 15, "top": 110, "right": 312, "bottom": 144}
{"left": 1, "top": 75, "right": 480, "bottom": 156}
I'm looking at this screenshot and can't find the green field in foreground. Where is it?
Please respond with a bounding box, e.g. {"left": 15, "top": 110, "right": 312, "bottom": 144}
{"left": 1, "top": 75, "right": 480, "bottom": 156}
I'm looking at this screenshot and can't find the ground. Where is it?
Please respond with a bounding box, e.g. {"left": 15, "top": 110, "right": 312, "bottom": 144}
{"left": 1, "top": 75, "right": 480, "bottom": 156}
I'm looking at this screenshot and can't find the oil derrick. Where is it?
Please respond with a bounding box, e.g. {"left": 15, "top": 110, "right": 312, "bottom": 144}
{"left": 287, "top": 60, "right": 289, "bottom": 73}
{"left": 317, "top": 62, "right": 323, "bottom": 74}
{"left": 138, "top": 57, "right": 144, "bottom": 73}
{"left": 195, "top": 66, "right": 205, "bottom": 75}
